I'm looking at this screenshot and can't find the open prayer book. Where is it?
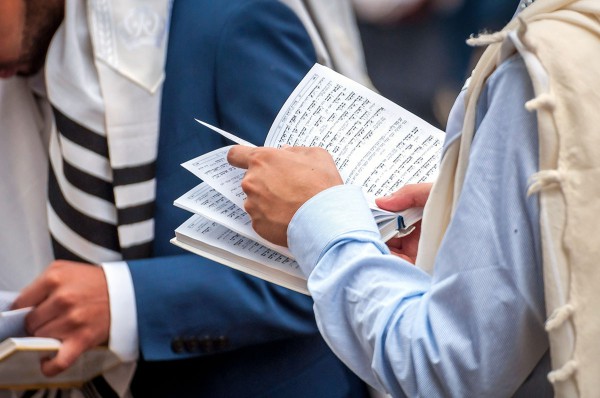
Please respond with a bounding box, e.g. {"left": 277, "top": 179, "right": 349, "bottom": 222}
{"left": 0, "top": 291, "right": 121, "bottom": 389}
{"left": 171, "top": 64, "right": 445, "bottom": 295}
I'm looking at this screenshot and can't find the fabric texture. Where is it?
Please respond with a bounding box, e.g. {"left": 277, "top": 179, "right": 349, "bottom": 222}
{"left": 0, "top": 76, "right": 53, "bottom": 290}
{"left": 418, "top": 1, "right": 600, "bottom": 396}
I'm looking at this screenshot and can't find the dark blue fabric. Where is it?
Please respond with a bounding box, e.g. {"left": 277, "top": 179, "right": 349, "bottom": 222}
{"left": 127, "top": 0, "right": 367, "bottom": 396}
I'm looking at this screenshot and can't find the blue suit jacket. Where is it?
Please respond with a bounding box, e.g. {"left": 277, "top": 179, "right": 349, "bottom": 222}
{"left": 127, "top": 1, "right": 367, "bottom": 396}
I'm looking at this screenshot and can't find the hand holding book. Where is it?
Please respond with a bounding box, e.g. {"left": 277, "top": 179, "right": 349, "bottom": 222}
{"left": 227, "top": 145, "right": 344, "bottom": 247}
{"left": 375, "top": 183, "right": 433, "bottom": 264}
{"left": 172, "top": 64, "right": 444, "bottom": 294}
{"left": 0, "top": 289, "right": 121, "bottom": 389}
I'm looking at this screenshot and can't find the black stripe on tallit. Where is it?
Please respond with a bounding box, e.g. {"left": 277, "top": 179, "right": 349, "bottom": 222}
{"left": 122, "top": 240, "right": 153, "bottom": 260}
{"left": 117, "top": 201, "right": 155, "bottom": 225}
{"left": 48, "top": 167, "right": 121, "bottom": 252}
{"left": 62, "top": 159, "right": 115, "bottom": 203}
{"left": 21, "top": 390, "right": 38, "bottom": 398}
{"left": 50, "top": 237, "right": 87, "bottom": 263}
{"left": 113, "top": 161, "right": 156, "bottom": 186}
{"left": 52, "top": 107, "right": 109, "bottom": 157}
{"left": 89, "top": 376, "right": 120, "bottom": 398}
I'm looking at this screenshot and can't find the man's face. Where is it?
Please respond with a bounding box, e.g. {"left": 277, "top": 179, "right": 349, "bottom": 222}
{"left": 0, "top": 0, "right": 64, "bottom": 78}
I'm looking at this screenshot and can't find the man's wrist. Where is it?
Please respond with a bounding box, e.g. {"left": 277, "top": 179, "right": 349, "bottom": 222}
{"left": 288, "top": 185, "right": 379, "bottom": 277}
{"left": 100, "top": 261, "right": 139, "bottom": 362}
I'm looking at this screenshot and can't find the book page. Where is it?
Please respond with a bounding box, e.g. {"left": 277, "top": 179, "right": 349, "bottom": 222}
{"left": 176, "top": 215, "right": 303, "bottom": 278}
{"left": 265, "top": 64, "right": 444, "bottom": 197}
{"left": 177, "top": 64, "right": 446, "bottom": 291}
{"left": 181, "top": 146, "right": 247, "bottom": 208}
{"left": 195, "top": 119, "right": 257, "bottom": 147}
{"left": 175, "top": 183, "right": 292, "bottom": 258}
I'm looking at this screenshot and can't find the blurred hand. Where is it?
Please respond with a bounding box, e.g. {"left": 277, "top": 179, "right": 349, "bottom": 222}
{"left": 375, "top": 183, "right": 433, "bottom": 264}
{"left": 227, "top": 145, "right": 343, "bottom": 246}
{"left": 12, "top": 261, "right": 110, "bottom": 377}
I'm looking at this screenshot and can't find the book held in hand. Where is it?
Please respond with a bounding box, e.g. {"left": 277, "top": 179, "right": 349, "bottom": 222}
{"left": 171, "top": 64, "right": 445, "bottom": 295}
{"left": 0, "top": 292, "right": 121, "bottom": 389}
{"left": 0, "top": 337, "right": 121, "bottom": 389}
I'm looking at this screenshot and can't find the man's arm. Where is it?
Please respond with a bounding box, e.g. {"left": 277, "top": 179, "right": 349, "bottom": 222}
{"left": 231, "top": 55, "right": 550, "bottom": 396}
{"left": 227, "top": 147, "right": 432, "bottom": 261}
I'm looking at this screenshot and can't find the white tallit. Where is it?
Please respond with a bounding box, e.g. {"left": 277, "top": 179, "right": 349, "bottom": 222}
{"left": 416, "top": 1, "right": 600, "bottom": 396}
{"left": 46, "top": 0, "right": 172, "bottom": 257}
{"left": 0, "top": 76, "right": 53, "bottom": 291}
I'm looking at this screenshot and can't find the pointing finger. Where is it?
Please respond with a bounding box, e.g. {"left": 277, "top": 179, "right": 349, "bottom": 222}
{"left": 227, "top": 145, "right": 255, "bottom": 169}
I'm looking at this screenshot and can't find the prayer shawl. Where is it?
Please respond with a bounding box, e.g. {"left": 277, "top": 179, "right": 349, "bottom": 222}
{"left": 0, "top": 76, "right": 53, "bottom": 290}
{"left": 417, "top": 1, "right": 600, "bottom": 396}
{"left": 46, "top": 0, "right": 172, "bottom": 263}
{"left": 37, "top": 1, "right": 173, "bottom": 393}
{"left": 280, "top": 0, "right": 372, "bottom": 87}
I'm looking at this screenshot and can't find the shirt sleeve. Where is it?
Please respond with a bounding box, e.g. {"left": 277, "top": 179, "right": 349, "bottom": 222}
{"left": 288, "top": 55, "right": 549, "bottom": 397}
{"left": 101, "top": 261, "right": 139, "bottom": 362}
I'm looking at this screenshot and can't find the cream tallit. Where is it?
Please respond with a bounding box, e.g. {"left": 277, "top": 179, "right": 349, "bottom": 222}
{"left": 416, "top": 1, "right": 600, "bottom": 396}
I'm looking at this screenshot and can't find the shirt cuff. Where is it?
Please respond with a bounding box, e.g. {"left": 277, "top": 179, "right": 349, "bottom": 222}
{"left": 288, "top": 185, "right": 380, "bottom": 278}
{"left": 101, "top": 261, "right": 139, "bottom": 362}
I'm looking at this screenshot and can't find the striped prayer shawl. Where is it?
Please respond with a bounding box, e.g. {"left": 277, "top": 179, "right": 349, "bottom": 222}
{"left": 37, "top": 1, "right": 173, "bottom": 396}
{"left": 45, "top": 0, "right": 171, "bottom": 265}
{"left": 48, "top": 106, "right": 155, "bottom": 262}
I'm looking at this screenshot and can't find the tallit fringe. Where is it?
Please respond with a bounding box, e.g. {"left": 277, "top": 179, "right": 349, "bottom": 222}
{"left": 527, "top": 170, "right": 562, "bottom": 196}
{"left": 548, "top": 360, "right": 578, "bottom": 384}
{"left": 525, "top": 93, "right": 557, "bottom": 112}
{"left": 545, "top": 304, "right": 575, "bottom": 331}
{"left": 466, "top": 31, "right": 508, "bottom": 47}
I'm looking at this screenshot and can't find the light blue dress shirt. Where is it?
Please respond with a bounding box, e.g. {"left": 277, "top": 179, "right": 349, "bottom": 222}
{"left": 288, "top": 55, "right": 553, "bottom": 397}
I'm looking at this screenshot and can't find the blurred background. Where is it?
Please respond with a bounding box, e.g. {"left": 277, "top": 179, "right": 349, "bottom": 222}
{"left": 353, "top": 0, "right": 517, "bottom": 129}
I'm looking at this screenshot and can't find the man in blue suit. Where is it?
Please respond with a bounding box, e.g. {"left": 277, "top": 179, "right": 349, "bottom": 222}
{"left": 4, "top": 0, "right": 368, "bottom": 396}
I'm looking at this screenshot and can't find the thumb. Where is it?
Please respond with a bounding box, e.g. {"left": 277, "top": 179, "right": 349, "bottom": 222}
{"left": 376, "top": 193, "right": 414, "bottom": 212}
{"left": 41, "top": 339, "right": 86, "bottom": 377}
{"left": 376, "top": 183, "right": 433, "bottom": 211}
